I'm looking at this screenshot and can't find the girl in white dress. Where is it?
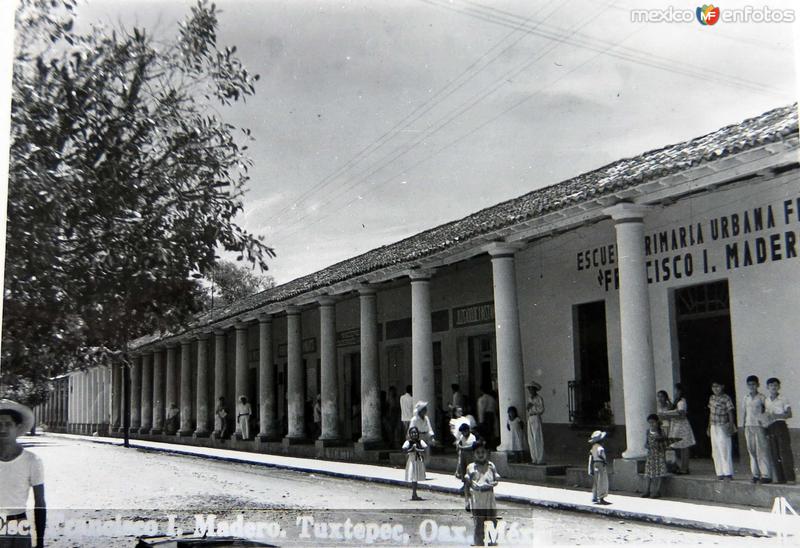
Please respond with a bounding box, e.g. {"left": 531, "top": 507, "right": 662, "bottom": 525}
{"left": 402, "top": 426, "right": 428, "bottom": 500}
{"left": 506, "top": 406, "right": 526, "bottom": 462}
{"left": 466, "top": 440, "right": 500, "bottom": 545}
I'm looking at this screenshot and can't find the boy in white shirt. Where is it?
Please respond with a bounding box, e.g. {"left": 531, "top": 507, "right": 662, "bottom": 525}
{"left": 0, "top": 399, "right": 46, "bottom": 548}
{"left": 764, "top": 378, "right": 795, "bottom": 484}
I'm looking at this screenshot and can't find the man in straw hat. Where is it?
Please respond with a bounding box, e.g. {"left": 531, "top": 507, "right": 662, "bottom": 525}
{"left": 0, "top": 399, "right": 46, "bottom": 547}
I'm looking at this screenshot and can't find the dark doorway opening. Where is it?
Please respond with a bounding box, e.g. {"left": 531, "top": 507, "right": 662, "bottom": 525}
{"left": 345, "top": 352, "right": 361, "bottom": 442}
{"left": 571, "top": 301, "right": 611, "bottom": 426}
{"left": 468, "top": 334, "right": 496, "bottom": 415}
{"left": 675, "top": 280, "right": 737, "bottom": 458}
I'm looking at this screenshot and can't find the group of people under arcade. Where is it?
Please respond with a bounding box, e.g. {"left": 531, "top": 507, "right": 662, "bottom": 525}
{"left": 588, "top": 376, "right": 795, "bottom": 503}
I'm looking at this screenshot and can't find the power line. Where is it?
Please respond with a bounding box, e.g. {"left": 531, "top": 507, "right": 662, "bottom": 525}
{"left": 272, "top": 1, "right": 627, "bottom": 241}
{"left": 265, "top": 0, "right": 567, "bottom": 227}
{"left": 444, "top": 0, "right": 785, "bottom": 96}
{"left": 270, "top": 0, "right": 789, "bottom": 235}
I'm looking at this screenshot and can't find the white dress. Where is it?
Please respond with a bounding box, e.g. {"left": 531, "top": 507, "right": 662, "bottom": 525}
{"left": 508, "top": 417, "right": 526, "bottom": 451}
{"left": 403, "top": 439, "right": 428, "bottom": 482}
{"left": 527, "top": 395, "right": 545, "bottom": 463}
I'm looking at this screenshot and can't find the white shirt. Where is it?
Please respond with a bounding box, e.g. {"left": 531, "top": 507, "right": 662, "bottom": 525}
{"left": 400, "top": 393, "right": 414, "bottom": 422}
{"left": 765, "top": 395, "right": 791, "bottom": 426}
{"left": 743, "top": 392, "right": 766, "bottom": 427}
{"left": 0, "top": 449, "right": 44, "bottom": 515}
{"left": 477, "top": 393, "right": 497, "bottom": 423}
{"left": 409, "top": 415, "right": 434, "bottom": 438}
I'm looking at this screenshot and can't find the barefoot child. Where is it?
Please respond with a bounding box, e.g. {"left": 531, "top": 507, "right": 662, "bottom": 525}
{"left": 403, "top": 426, "right": 427, "bottom": 500}
{"left": 506, "top": 406, "right": 526, "bottom": 463}
{"left": 642, "top": 414, "right": 669, "bottom": 498}
{"left": 466, "top": 440, "right": 499, "bottom": 546}
{"left": 588, "top": 430, "right": 610, "bottom": 505}
{"left": 455, "top": 422, "right": 476, "bottom": 510}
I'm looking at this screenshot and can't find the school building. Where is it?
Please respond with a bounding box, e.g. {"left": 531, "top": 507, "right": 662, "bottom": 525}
{"left": 41, "top": 104, "right": 800, "bottom": 495}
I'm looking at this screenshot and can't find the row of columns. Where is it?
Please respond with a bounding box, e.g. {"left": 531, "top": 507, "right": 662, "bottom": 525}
{"left": 117, "top": 246, "right": 530, "bottom": 452}
{"left": 33, "top": 377, "right": 69, "bottom": 430}
{"left": 63, "top": 367, "right": 111, "bottom": 434}
{"left": 111, "top": 203, "right": 652, "bottom": 458}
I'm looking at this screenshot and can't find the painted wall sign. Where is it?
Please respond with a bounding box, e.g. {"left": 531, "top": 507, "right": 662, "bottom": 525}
{"left": 453, "top": 301, "right": 495, "bottom": 327}
{"left": 581, "top": 196, "right": 800, "bottom": 292}
{"left": 336, "top": 328, "right": 360, "bottom": 347}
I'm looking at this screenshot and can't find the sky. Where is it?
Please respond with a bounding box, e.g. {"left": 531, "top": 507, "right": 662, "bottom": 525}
{"left": 13, "top": 0, "right": 800, "bottom": 284}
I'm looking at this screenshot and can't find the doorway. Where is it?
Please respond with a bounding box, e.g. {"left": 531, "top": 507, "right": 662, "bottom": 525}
{"left": 675, "top": 280, "right": 736, "bottom": 458}
{"left": 467, "top": 334, "right": 496, "bottom": 415}
{"left": 573, "top": 301, "right": 611, "bottom": 425}
{"left": 343, "top": 352, "right": 361, "bottom": 441}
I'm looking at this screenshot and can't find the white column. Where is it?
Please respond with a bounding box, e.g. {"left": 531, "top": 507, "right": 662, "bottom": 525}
{"left": 151, "top": 348, "right": 166, "bottom": 434}
{"left": 604, "top": 203, "right": 656, "bottom": 459}
{"left": 82, "top": 371, "right": 90, "bottom": 431}
{"left": 359, "top": 286, "right": 382, "bottom": 444}
{"left": 234, "top": 321, "right": 249, "bottom": 439}
{"left": 410, "top": 270, "right": 436, "bottom": 431}
{"left": 179, "top": 340, "right": 193, "bottom": 435}
{"left": 487, "top": 243, "right": 527, "bottom": 452}
{"left": 213, "top": 330, "right": 227, "bottom": 436}
{"left": 67, "top": 373, "right": 78, "bottom": 432}
{"left": 140, "top": 352, "right": 153, "bottom": 433}
{"left": 130, "top": 355, "right": 142, "bottom": 432}
{"left": 194, "top": 334, "right": 211, "bottom": 437}
{"left": 285, "top": 306, "right": 305, "bottom": 440}
{"left": 258, "top": 314, "right": 278, "bottom": 440}
{"left": 111, "top": 364, "right": 122, "bottom": 431}
{"left": 165, "top": 344, "right": 178, "bottom": 429}
{"left": 318, "top": 297, "right": 339, "bottom": 441}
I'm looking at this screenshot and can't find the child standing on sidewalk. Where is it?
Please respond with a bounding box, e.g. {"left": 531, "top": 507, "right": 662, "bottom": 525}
{"left": 707, "top": 381, "right": 736, "bottom": 480}
{"left": 506, "top": 406, "right": 526, "bottom": 463}
{"left": 455, "top": 422, "right": 477, "bottom": 510}
{"left": 403, "top": 426, "right": 427, "bottom": 501}
{"left": 466, "top": 440, "right": 500, "bottom": 546}
{"left": 642, "top": 414, "right": 669, "bottom": 498}
{"left": 588, "top": 430, "right": 610, "bottom": 505}
{"left": 743, "top": 375, "right": 772, "bottom": 484}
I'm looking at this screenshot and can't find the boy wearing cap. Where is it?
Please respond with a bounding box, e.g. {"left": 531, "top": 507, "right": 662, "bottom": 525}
{"left": 588, "top": 430, "right": 610, "bottom": 505}
{"left": 0, "top": 399, "right": 46, "bottom": 548}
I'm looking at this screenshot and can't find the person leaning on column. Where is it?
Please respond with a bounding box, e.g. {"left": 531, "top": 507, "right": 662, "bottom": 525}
{"left": 0, "top": 400, "right": 46, "bottom": 548}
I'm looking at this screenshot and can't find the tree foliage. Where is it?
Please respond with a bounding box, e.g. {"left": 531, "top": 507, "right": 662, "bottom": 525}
{"left": 201, "top": 260, "right": 275, "bottom": 310}
{"left": 3, "top": 0, "right": 275, "bottom": 401}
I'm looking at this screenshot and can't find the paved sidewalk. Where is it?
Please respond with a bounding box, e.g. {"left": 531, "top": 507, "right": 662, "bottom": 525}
{"left": 43, "top": 433, "right": 800, "bottom": 538}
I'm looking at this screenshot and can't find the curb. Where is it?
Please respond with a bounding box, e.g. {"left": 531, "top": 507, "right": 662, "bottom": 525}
{"left": 41, "top": 433, "right": 768, "bottom": 538}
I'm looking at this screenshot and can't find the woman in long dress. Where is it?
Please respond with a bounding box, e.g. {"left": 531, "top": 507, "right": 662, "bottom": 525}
{"left": 409, "top": 401, "right": 435, "bottom": 465}
{"left": 526, "top": 382, "right": 545, "bottom": 464}
{"left": 236, "top": 395, "right": 252, "bottom": 440}
{"left": 663, "top": 383, "right": 695, "bottom": 474}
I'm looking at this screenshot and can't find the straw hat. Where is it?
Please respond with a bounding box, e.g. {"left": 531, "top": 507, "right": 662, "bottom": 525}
{"left": 413, "top": 401, "right": 428, "bottom": 415}
{"left": 526, "top": 381, "right": 542, "bottom": 391}
{"left": 0, "top": 399, "right": 35, "bottom": 434}
{"left": 587, "top": 430, "right": 607, "bottom": 443}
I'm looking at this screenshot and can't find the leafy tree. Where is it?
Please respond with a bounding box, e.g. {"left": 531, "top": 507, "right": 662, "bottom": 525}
{"left": 2, "top": 0, "right": 275, "bottom": 402}
{"left": 201, "top": 260, "right": 275, "bottom": 309}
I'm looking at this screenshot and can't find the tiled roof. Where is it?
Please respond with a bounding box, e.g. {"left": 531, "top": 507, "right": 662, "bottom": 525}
{"left": 134, "top": 104, "right": 798, "bottom": 348}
